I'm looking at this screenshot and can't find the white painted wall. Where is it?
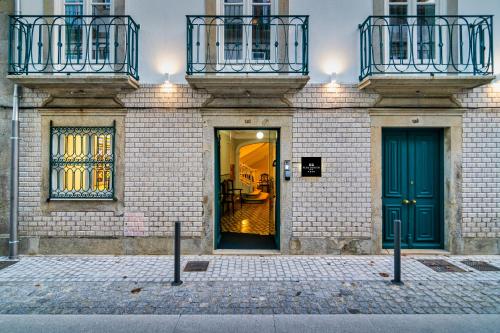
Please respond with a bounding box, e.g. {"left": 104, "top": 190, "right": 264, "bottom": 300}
{"left": 126, "top": 0, "right": 204, "bottom": 84}
{"left": 20, "top": 0, "right": 43, "bottom": 15}
{"left": 289, "top": 0, "right": 372, "bottom": 84}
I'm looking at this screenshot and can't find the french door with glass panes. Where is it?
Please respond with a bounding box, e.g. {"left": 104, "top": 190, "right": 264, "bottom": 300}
{"left": 385, "top": 0, "right": 446, "bottom": 67}
{"left": 220, "top": 0, "right": 277, "bottom": 67}
{"left": 59, "top": 0, "right": 114, "bottom": 64}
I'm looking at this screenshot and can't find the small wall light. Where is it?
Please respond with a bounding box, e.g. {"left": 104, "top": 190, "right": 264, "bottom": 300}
{"left": 330, "top": 72, "right": 337, "bottom": 85}
{"left": 256, "top": 131, "right": 264, "bottom": 139}
{"left": 162, "top": 72, "right": 174, "bottom": 92}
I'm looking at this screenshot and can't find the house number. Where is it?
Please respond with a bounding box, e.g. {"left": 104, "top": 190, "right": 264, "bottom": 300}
{"left": 412, "top": 118, "right": 419, "bottom": 124}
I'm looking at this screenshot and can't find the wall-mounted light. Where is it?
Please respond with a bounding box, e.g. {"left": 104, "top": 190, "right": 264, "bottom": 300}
{"left": 162, "top": 72, "right": 174, "bottom": 92}
{"left": 256, "top": 131, "right": 264, "bottom": 139}
{"left": 330, "top": 72, "right": 337, "bottom": 85}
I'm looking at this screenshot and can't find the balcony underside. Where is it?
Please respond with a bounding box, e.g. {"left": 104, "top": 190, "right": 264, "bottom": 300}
{"left": 358, "top": 75, "right": 495, "bottom": 108}
{"left": 186, "top": 75, "right": 310, "bottom": 107}
{"left": 8, "top": 74, "right": 139, "bottom": 108}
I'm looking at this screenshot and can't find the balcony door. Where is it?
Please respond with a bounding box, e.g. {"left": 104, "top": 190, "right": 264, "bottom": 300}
{"left": 384, "top": 0, "right": 447, "bottom": 71}
{"left": 56, "top": 0, "right": 114, "bottom": 67}
{"left": 219, "top": 0, "right": 277, "bottom": 70}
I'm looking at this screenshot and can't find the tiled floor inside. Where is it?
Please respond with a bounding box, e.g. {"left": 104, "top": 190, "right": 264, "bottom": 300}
{"left": 221, "top": 200, "right": 275, "bottom": 236}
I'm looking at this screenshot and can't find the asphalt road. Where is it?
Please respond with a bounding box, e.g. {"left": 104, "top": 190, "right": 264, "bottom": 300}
{"left": 0, "top": 314, "right": 499, "bottom": 333}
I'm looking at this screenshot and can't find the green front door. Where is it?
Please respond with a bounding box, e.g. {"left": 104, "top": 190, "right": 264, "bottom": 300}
{"left": 382, "top": 129, "right": 443, "bottom": 249}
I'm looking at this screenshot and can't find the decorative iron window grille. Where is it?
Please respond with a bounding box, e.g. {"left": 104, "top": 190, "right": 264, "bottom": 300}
{"left": 49, "top": 123, "right": 115, "bottom": 199}
{"left": 359, "top": 15, "right": 494, "bottom": 80}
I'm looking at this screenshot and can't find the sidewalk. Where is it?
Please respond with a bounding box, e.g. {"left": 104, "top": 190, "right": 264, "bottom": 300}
{"left": 0, "top": 255, "right": 498, "bottom": 315}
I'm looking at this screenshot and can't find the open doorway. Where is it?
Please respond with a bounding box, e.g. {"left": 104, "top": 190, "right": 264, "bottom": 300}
{"left": 215, "top": 129, "right": 280, "bottom": 250}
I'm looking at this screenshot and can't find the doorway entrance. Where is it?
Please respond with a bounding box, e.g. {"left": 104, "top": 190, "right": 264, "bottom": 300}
{"left": 382, "top": 128, "right": 444, "bottom": 249}
{"left": 215, "top": 129, "right": 280, "bottom": 250}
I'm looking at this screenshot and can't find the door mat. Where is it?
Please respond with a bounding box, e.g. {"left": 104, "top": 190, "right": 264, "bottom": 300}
{"left": 417, "top": 259, "right": 466, "bottom": 273}
{"left": 0, "top": 261, "right": 18, "bottom": 271}
{"left": 184, "top": 261, "right": 210, "bottom": 272}
{"left": 461, "top": 260, "right": 500, "bottom": 272}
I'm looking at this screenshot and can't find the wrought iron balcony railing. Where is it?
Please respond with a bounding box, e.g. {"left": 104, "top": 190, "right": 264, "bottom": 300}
{"left": 186, "top": 15, "right": 308, "bottom": 75}
{"left": 359, "top": 15, "right": 494, "bottom": 81}
{"left": 9, "top": 15, "right": 140, "bottom": 80}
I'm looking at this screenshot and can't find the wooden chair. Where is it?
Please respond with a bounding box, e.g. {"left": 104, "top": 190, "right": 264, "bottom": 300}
{"left": 221, "top": 179, "right": 243, "bottom": 215}
{"left": 258, "top": 173, "right": 270, "bottom": 193}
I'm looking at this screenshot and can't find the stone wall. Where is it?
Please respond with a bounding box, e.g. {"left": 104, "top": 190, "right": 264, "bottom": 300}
{"left": 12, "top": 82, "right": 500, "bottom": 254}
{"left": 291, "top": 109, "right": 372, "bottom": 241}
{"left": 462, "top": 109, "right": 500, "bottom": 239}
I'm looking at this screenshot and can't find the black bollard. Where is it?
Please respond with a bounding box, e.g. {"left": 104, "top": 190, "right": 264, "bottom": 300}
{"left": 171, "top": 221, "right": 183, "bottom": 286}
{"left": 391, "top": 219, "right": 403, "bottom": 285}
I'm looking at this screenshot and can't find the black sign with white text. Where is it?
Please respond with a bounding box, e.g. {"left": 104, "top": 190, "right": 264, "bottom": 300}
{"left": 301, "top": 157, "right": 321, "bottom": 177}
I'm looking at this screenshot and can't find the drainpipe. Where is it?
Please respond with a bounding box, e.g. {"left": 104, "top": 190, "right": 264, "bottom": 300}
{"left": 9, "top": 0, "right": 21, "bottom": 260}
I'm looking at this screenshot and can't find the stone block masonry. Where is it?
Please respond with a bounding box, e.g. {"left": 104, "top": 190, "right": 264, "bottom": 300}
{"left": 124, "top": 108, "right": 204, "bottom": 238}
{"left": 462, "top": 109, "right": 500, "bottom": 239}
{"left": 9, "top": 82, "right": 500, "bottom": 254}
{"left": 292, "top": 109, "right": 372, "bottom": 241}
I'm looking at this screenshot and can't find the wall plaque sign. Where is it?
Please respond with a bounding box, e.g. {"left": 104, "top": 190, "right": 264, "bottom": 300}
{"left": 301, "top": 157, "right": 321, "bottom": 177}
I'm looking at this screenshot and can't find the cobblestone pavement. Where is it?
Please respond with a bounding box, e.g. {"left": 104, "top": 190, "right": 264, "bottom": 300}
{"left": 0, "top": 255, "right": 499, "bottom": 315}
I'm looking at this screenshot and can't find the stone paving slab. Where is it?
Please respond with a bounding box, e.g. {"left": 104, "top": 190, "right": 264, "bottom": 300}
{"left": 0, "top": 315, "right": 499, "bottom": 333}
{"left": 0, "top": 255, "right": 499, "bottom": 315}
{"left": 1, "top": 255, "right": 499, "bottom": 282}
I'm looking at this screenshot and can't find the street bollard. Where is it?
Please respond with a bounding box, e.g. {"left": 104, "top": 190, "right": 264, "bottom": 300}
{"left": 171, "top": 221, "right": 183, "bottom": 286}
{"left": 391, "top": 219, "right": 403, "bottom": 285}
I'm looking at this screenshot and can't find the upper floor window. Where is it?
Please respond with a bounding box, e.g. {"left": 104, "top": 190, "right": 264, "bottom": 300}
{"left": 221, "top": 0, "right": 274, "bottom": 62}
{"left": 386, "top": 0, "right": 444, "bottom": 61}
{"left": 61, "top": 0, "right": 113, "bottom": 62}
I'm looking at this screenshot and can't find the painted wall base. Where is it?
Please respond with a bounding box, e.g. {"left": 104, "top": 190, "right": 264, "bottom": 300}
{"left": 1, "top": 236, "right": 498, "bottom": 255}
{"left": 0, "top": 236, "right": 203, "bottom": 256}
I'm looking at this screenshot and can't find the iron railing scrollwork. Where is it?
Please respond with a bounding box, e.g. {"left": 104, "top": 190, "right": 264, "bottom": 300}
{"left": 9, "top": 15, "right": 139, "bottom": 80}
{"left": 49, "top": 124, "right": 115, "bottom": 200}
{"left": 359, "top": 15, "right": 494, "bottom": 80}
{"left": 186, "top": 15, "right": 309, "bottom": 75}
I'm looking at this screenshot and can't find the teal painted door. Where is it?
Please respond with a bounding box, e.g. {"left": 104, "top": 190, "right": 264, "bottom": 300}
{"left": 214, "top": 132, "right": 222, "bottom": 248}
{"left": 382, "top": 129, "right": 443, "bottom": 249}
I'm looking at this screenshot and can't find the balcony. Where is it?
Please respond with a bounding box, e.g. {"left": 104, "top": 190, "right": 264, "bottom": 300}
{"left": 7, "top": 15, "right": 140, "bottom": 98}
{"left": 358, "top": 15, "right": 495, "bottom": 106}
{"left": 185, "top": 15, "right": 310, "bottom": 107}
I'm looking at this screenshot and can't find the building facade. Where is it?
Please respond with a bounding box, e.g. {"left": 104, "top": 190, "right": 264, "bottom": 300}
{"left": 0, "top": 0, "right": 499, "bottom": 255}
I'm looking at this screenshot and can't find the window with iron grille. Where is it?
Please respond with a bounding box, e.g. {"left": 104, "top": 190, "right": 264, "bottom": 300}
{"left": 49, "top": 123, "right": 115, "bottom": 199}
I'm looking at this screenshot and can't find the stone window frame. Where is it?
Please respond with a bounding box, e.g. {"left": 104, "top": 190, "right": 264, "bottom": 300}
{"left": 369, "top": 109, "right": 464, "bottom": 254}
{"left": 39, "top": 110, "right": 125, "bottom": 214}
{"left": 49, "top": 123, "right": 116, "bottom": 200}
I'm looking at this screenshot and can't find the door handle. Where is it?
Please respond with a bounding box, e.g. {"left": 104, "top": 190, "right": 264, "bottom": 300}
{"left": 411, "top": 199, "right": 417, "bottom": 204}
{"left": 402, "top": 199, "right": 410, "bottom": 205}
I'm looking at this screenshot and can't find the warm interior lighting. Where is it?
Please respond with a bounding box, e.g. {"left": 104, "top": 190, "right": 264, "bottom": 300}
{"left": 256, "top": 131, "right": 264, "bottom": 139}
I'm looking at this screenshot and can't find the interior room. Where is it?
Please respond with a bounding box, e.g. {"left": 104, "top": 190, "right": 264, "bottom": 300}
{"left": 217, "top": 129, "right": 278, "bottom": 250}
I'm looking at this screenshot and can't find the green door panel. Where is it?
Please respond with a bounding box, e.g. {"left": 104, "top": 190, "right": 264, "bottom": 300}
{"left": 409, "top": 131, "right": 442, "bottom": 247}
{"left": 382, "top": 130, "right": 409, "bottom": 248}
{"left": 382, "top": 129, "right": 443, "bottom": 249}
{"left": 214, "top": 132, "right": 222, "bottom": 249}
